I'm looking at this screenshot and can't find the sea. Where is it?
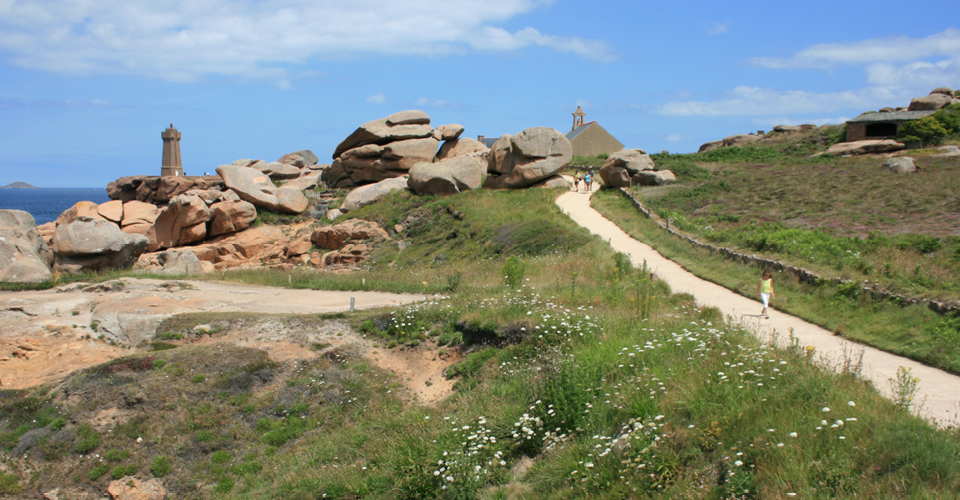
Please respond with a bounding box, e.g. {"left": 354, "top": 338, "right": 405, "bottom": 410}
{"left": 0, "top": 188, "right": 111, "bottom": 225}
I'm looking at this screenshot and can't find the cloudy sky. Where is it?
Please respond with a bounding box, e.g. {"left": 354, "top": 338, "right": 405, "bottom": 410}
{"left": 1, "top": 0, "right": 958, "bottom": 187}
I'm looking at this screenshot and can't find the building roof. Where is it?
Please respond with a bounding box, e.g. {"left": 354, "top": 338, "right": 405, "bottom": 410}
{"left": 479, "top": 137, "right": 498, "bottom": 148}
{"left": 565, "top": 121, "right": 597, "bottom": 141}
{"left": 847, "top": 110, "right": 936, "bottom": 123}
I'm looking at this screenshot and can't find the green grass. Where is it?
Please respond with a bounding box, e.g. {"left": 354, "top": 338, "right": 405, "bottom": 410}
{"left": 592, "top": 192, "right": 960, "bottom": 375}
{"left": 632, "top": 151, "right": 960, "bottom": 303}
{"left": 2, "top": 186, "right": 959, "bottom": 499}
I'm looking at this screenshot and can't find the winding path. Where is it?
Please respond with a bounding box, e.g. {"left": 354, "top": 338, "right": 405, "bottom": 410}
{"left": 557, "top": 185, "right": 960, "bottom": 427}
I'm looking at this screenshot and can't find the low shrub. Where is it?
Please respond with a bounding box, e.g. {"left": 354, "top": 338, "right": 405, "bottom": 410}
{"left": 151, "top": 456, "right": 172, "bottom": 477}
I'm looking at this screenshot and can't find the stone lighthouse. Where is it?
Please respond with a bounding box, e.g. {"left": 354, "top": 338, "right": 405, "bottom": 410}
{"left": 161, "top": 123, "right": 183, "bottom": 177}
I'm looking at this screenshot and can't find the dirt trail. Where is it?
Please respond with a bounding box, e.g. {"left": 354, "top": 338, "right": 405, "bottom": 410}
{"left": 0, "top": 278, "right": 456, "bottom": 403}
{"left": 557, "top": 185, "right": 960, "bottom": 427}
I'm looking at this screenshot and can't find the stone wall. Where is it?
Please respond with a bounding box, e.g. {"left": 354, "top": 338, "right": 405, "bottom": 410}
{"left": 845, "top": 122, "right": 867, "bottom": 142}
{"left": 618, "top": 188, "right": 960, "bottom": 316}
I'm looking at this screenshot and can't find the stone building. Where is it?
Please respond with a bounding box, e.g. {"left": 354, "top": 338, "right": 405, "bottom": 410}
{"left": 161, "top": 123, "right": 183, "bottom": 177}
{"left": 845, "top": 110, "right": 936, "bottom": 142}
{"left": 565, "top": 106, "right": 623, "bottom": 157}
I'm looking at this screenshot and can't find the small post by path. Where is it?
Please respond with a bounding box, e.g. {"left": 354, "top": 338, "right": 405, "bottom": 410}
{"left": 350, "top": 297, "right": 355, "bottom": 312}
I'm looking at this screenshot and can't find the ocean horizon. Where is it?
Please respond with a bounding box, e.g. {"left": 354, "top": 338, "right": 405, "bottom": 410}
{"left": 0, "top": 187, "right": 111, "bottom": 225}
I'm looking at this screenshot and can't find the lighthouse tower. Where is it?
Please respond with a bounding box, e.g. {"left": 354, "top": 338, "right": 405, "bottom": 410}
{"left": 161, "top": 123, "right": 183, "bottom": 177}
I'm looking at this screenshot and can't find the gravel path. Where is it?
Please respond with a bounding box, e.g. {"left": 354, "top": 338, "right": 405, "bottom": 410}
{"left": 557, "top": 185, "right": 960, "bottom": 427}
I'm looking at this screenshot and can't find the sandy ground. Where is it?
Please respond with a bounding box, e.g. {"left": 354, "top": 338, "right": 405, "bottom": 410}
{"left": 0, "top": 278, "right": 455, "bottom": 403}
{"left": 558, "top": 184, "right": 960, "bottom": 427}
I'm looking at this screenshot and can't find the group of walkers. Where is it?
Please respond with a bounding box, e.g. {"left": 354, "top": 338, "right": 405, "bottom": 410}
{"left": 572, "top": 168, "right": 594, "bottom": 193}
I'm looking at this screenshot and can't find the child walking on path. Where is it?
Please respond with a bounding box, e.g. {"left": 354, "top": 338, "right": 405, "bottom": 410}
{"left": 757, "top": 269, "right": 775, "bottom": 318}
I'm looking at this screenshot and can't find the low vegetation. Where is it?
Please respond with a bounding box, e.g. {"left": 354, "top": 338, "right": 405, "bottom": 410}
{"left": 2, "top": 186, "right": 959, "bottom": 499}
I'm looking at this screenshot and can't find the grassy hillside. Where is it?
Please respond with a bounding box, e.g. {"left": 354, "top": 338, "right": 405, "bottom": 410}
{"left": 2, "top": 187, "right": 960, "bottom": 499}
{"left": 590, "top": 135, "right": 960, "bottom": 374}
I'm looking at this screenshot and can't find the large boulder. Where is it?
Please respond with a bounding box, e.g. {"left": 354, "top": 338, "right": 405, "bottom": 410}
{"left": 436, "top": 137, "right": 489, "bottom": 160}
{"left": 152, "top": 250, "right": 205, "bottom": 275}
{"left": 278, "top": 149, "right": 319, "bottom": 167}
{"left": 147, "top": 194, "right": 211, "bottom": 250}
{"left": 882, "top": 157, "right": 917, "bottom": 174}
{"left": 311, "top": 219, "right": 388, "bottom": 250}
{"left": 722, "top": 134, "right": 763, "bottom": 147}
{"left": 698, "top": 140, "right": 723, "bottom": 153}
{"left": 432, "top": 124, "right": 465, "bottom": 141}
{"left": 280, "top": 173, "right": 321, "bottom": 191}
{"left": 633, "top": 170, "right": 677, "bottom": 186}
{"left": 408, "top": 156, "right": 484, "bottom": 196}
{"left": 908, "top": 93, "right": 953, "bottom": 111}
{"left": 120, "top": 201, "right": 160, "bottom": 236}
{"left": 106, "top": 175, "right": 147, "bottom": 202}
{"left": 341, "top": 177, "right": 410, "bottom": 211}
{"left": 0, "top": 210, "right": 52, "bottom": 283}
{"left": 258, "top": 161, "right": 301, "bottom": 180}
{"left": 599, "top": 166, "right": 631, "bottom": 188}
{"left": 97, "top": 200, "right": 124, "bottom": 223}
{"left": 930, "top": 87, "right": 954, "bottom": 96}
{"left": 216, "top": 164, "right": 308, "bottom": 214}
{"left": 484, "top": 127, "right": 572, "bottom": 189}
{"left": 53, "top": 217, "right": 149, "bottom": 273}
{"left": 56, "top": 201, "right": 105, "bottom": 226}
{"left": 340, "top": 137, "right": 439, "bottom": 184}
{"left": 209, "top": 199, "right": 257, "bottom": 237}
{"left": 603, "top": 149, "right": 654, "bottom": 174}
{"left": 819, "top": 140, "right": 905, "bottom": 156}
{"left": 333, "top": 110, "right": 434, "bottom": 159}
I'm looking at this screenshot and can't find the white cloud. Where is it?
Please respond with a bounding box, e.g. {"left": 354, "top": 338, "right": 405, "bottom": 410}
{"left": 0, "top": 0, "right": 615, "bottom": 82}
{"left": 751, "top": 117, "right": 850, "bottom": 128}
{"left": 412, "top": 97, "right": 467, "bottom": 110}
{"left": 655, "top": 86, "right": 913, "bottom": 117}
{"left": 664, "top": 134, "right": 684, "bottom": 142}
{"left": 707, "top": 22, "right": 728, "bottom": 35}
{"left": 865, "top": 59, "right": 960, "bottom": 88}
{"left": 749, "top": 28, "right": 960, "bottom": 69}
{"left": 0, "top": 98, "right": 113, "bottom": 109}
{"left": 366, "top": 93, "right": 387, "bottom": 104}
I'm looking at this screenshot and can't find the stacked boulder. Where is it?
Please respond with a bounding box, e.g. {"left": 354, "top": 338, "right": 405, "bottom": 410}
{"left": 323, "top": 110, "right": 439, "bottom": 188}
{"left": 599, "top": 150, "right": 675, "bottom": 188}
{"left": 52, "top": 217, "right": 150, "bottom": 273}
{"left": 483, "top": 127, "right": 572, "bottom": 189}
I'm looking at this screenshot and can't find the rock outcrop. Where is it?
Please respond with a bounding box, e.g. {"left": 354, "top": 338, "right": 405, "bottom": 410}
{"left": 329, "top": 110, "right": 449, "bottom": 187}
{"left": 484, "top": 127, "right": 572, "bottom": 189}
{"left": 341, "top": 177, "right": 410, "bottom": 211}
{"left": 311, "top": 219, "right": 389, "bottom": 250}
{"left": 408, "top": 156, "right": 485, "bottom": 196}
{"left": 333, "top": 110, "right": 435, "bottom": 159}
{"left": 53, "top": 217, "right": 149, "bottom": 273}
{"left": 0, "top": 210, "right": 53, "bottom": 283}
{"left": 908, "top": 93, "right": 954, "bottom": 111}
{"left": 722, "top": 134, "right": 763, "bottom": 148}
{"left": 698, "top": 140, "right": 723, "bottom": 153}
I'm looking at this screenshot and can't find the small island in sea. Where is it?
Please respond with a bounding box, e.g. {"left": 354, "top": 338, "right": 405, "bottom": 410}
{"left": 1, "top": 181, "right": 37, "bottom": 188}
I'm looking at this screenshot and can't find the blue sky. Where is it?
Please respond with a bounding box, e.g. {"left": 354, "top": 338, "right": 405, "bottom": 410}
{"left": 1, "top": 0, "right": 958, "bottom": 187}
